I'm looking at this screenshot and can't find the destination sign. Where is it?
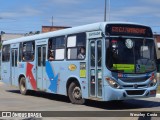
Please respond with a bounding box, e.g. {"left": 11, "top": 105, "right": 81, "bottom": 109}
{"left": 87, "top": 31, "right": 102, "bottom": 39}
{"left": 106, "top": 24, "right": 153, "bottom": 37}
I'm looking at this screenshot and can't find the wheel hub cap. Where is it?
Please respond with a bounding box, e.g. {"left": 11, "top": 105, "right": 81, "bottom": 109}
{"left": 73, "top": 87, "right": 82, "bottom": 99}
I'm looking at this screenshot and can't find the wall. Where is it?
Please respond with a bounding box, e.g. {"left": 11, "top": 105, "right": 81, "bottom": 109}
{"left": 42, "top": 26, "right": 70, "bottom": 33}
{"left": 1, "top": 33, "right": 24, "bottom": 41}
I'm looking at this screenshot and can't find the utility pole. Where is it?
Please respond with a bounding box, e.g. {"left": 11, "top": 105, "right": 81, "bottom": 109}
{"left": 104, "top": 0, "right": 106, "bottom": 22}
{"left": 108, "top": 0, "right": 110, "bottom": 21}
{"left": 104, "top": 0, "right": 110, "bottom": 22}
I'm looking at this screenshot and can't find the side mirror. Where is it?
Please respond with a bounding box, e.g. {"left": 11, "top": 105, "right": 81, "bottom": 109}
{"left": 156, "top": 59, "right": 160, "bottom": 72}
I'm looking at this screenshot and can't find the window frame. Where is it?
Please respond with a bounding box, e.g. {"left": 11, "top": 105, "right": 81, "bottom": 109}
{"left": 22, "top": 41, "right": 35, "bottom": 62}
{"left": 19, "top": 42, "right": 23, "bottom": 62}
{"left": 66, "top": 32, "right": 86, "bottom": 60}
{"left": 2, "top": 45, "right": 10, "bottom": 62}
{"left": 48, "top": 36, "right": 65, "bottom": 61}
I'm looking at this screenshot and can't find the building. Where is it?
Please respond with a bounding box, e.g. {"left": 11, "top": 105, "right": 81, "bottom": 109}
{"left": 155, "top": 34, "right": 160, "bottom": 49}
{"left": 0, "top": 33, "right": 24, "bottom": 42}
{"left": 42, "top": 26, "right": 70, "bottom": 33}
{"left": 154, "top": 34, "right": 160, "bottom": 59}
{"left": 0, "top": 33, "right": 25, "bottom": 51}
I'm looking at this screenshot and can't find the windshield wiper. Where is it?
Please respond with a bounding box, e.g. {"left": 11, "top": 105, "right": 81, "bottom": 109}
{"left": 138, "top": 58, "right": 154, "bottom": 65}
{"left": 111, "top": 70, "right": 124, "bottom": 73}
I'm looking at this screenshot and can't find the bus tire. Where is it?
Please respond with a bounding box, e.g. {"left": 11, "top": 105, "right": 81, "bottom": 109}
{"left": 68, "top": 82, "right": 85, "bottom": 105}
{"left": 19, "top": 77, "right": 29, "bottom": 95}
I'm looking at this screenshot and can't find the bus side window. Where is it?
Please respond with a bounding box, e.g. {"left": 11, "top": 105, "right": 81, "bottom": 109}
{"left": 67, "top": 33, "right": 86, "bottom": 60}
{"left": 19, "top": 42, "right": 23, "bottom": 62}
{"left": 2, "top": 45, "right": 10, "bottom": 62}
{"left": 22, "top": 41, "right": 35, "bottom": 62}
{"left": 48, "top": 38, "right": 54, "bottom": 61}
{"left": 48, "top": 36, "right": 65, "bottom": 61}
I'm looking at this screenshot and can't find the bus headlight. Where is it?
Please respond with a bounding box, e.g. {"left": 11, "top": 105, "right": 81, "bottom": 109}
{"left": 106, "top": 77, "right": 121, "bottom": 89}
{"left": 148, "top": 73, "right": 157, "bottom": 87}
{"left": 149, "top": 78, "right": 157, "bottom": 87}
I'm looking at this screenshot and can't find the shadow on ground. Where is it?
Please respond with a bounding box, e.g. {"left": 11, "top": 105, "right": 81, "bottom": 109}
{"left": 6, "top": 89, "right": 160, "bottom": 110}
{"left": 6, "top": 90, "right": 70, "bottom": 103}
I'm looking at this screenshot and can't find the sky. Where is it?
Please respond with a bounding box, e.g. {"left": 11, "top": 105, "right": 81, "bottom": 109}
{"left": 0, "top": 0, "right": 160, "bottom": 34}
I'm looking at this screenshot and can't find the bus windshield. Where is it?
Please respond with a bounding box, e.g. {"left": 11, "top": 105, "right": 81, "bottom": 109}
{"left": 106, "top": 37, "right": 156, "bottom": 73}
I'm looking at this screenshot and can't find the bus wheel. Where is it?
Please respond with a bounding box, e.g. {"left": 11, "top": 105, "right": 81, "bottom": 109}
{"left": 19, "top": 77, "right": 28, "bottom": 95}
{"left": 68, "top": 82, "right": 85, "bottom": 104}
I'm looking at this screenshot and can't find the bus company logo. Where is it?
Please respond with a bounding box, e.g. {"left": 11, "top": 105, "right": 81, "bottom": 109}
{"left": 68, "top": 64, "right": 77, "bottom": 71}
{"left": 133, "top": 84, "right": 138, "bottom": 89}
{"left": 2, "top": 112, "right": 11, "bottom": 117}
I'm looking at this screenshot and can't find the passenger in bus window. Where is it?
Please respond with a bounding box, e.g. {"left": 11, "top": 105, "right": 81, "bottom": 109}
{"left": 22, "top": 54, "right": 25, "bottom": 61}
{"left": 48, "top": 40, "right": 52, "bottom": 49}
{"left": 49, "top": 50, "right": 54, "bottom": 61}
{"left": 31, "top": 53, "right": 34, "bottom": 61}
{"left": 78, "top": 47, "right": 85, "bottom": 59}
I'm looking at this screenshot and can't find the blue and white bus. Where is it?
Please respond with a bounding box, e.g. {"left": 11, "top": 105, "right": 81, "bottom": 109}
{"left": 1, "top": 22, "right": 158, "bottom": 104}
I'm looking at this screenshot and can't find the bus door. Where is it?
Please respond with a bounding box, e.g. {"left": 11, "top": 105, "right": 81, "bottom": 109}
{"left": 36, "top": 45, "right": 46, "bottom": 91}
{"left": 11, "top": 48, "right": 18, "bottom": 85}
{"left": 89, "top": 39, "right": 102, "bottom": 98}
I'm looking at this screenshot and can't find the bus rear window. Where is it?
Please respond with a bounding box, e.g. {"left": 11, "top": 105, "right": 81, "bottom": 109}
{"left": 2, "top": 45, "right": 10, "bottom": 62}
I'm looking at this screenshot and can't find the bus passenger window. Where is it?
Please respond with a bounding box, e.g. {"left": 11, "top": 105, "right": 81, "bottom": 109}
{"left": 2, "top": 45, "right": 10, "bottom": 62}
{"left": 19, "top": 43, "right": 22, "bottom": 62}
{"left": 67, "top": 32, "right": 86, "bottom": 60}
{"left": 48, "top": 36, "right": 65, "bottom": 61}
{"left": 22, "top": 41, "right": 35, "bottom": 62}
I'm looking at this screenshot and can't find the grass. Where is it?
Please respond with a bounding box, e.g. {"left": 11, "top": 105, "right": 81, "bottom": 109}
{"left": 157, "top": 85, "right": 160, "bottom": 94}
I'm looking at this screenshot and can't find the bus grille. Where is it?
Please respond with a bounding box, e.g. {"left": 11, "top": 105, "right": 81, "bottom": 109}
{"left": 120, "top": 76, "right": 149, "bottom": 83}
{"left": 123, "top": 84, "right": 147, "bottom": 88}
{"left": 126, "top": 90, "right": 145, "bottom": 95}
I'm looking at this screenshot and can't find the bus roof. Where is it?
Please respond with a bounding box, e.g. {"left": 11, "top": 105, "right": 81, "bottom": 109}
{"left": 2, "top": 22, "right": 151, "bottom": 45}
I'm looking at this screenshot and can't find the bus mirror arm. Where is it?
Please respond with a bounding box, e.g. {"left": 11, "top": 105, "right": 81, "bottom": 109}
{"left": 106, "top": 39, "right": 110, "bottom": 48}
{"left": 156, "top": 59, "right": 160, "bottom": 72}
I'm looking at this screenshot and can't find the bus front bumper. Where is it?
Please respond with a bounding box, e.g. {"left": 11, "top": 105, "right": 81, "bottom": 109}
{"left": 103, "top": 85, "right": 157, "bottom": 101}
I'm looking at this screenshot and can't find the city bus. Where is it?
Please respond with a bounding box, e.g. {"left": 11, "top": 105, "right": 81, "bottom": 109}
{"left": 1, "top": 22, "right": 158, "bottom": 104}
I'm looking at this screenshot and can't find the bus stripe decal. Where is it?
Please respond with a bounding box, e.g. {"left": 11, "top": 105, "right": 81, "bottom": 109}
{"left": 26, "top": 63, "right": 37, "bottom": 90}
{"left": 46, "top": 61, "right": 58, "bottom": 93}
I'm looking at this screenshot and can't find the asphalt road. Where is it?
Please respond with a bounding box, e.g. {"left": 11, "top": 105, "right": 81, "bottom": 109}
{"left": 0, "top": 81, "right": 160, "bottom": 120}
